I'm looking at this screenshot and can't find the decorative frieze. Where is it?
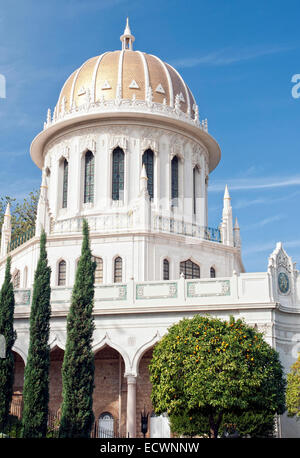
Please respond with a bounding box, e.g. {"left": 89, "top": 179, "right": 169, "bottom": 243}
{"left": 187, "top": 280, "right": 230, "bottom": 298}
{"left": 95, "top": 284, "right": 127, "bottom": 302}
{"left": 14, "top": 289, "right": 31, "bottom": 306}
{"left": 136, "top": 282, "right": 177, "bottom": 300}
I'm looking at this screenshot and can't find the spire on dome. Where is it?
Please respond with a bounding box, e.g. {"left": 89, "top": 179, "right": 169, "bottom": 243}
{"left": 120, "top": 17, "right": 135, "bottom": 50}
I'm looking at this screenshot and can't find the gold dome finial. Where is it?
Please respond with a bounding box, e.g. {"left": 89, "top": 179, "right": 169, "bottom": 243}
{"left": 120, "top": 17, "right": 135, "bottom": 50}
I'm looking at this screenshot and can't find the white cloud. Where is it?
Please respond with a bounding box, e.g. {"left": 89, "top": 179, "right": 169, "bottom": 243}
{"left": 209, "top": 175, "right": 300, "bottom": 193}
{"left": 170, "top": 45, "right": 294, "bottom": 69}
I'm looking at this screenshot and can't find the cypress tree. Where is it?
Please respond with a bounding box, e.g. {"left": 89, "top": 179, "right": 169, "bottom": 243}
{"left": 0, "top": 256, "right": 16, "bottom": 430}
{"left": 22, "top": 230, "right": 51, "bottom": 437}
{"left": 59, "top": 219, "right": 96, "bottom": 438}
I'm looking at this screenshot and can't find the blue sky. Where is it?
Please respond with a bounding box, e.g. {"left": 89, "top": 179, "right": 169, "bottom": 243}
{"left": 0, "top": 0, "right": 300, "bottom": 272}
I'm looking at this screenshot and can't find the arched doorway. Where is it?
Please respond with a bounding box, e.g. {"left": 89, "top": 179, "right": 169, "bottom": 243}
{"left": 49, "top": 346, "right": 64, "bottom": 417}
{"left": 94, "top": 345, "right": 126, "bottom": 437}
{"left": 98, "top": 412, "right": 114, "bottom": 438}
{"left": 11, "top": 351, "right": 25, "bottom": 418}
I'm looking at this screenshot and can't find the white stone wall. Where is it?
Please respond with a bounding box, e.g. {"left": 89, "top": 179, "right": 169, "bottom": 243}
{"left": 43, "top": 124, "right": 209, "bottom": 227}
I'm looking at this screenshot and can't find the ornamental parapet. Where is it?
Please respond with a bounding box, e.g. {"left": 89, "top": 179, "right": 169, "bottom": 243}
{"left": 51, "top": 214, "right": 221, "bottom": 243}
{"left": 13, "top": 271, "right": 292, "bottom": 317}
{"left": 43, "top": 98, "right": 208, "bottom": 133}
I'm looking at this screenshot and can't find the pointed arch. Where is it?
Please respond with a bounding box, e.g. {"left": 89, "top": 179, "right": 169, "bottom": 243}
{"left": 112, "top": 147, "right": 125, "bottom": 201}
{"left": 113, "top": 256, "right": 123, "bottom": 283}
{"left": 180, "top": 259, "right": 200, "bottom": 279}
{"left": 131, "top": 331, "right": 162, "bottom": 377}
{"left": 142, "top": 149, "right": 154, "bottom": 200}
{"left": 210, "top": 266, "right": 216, "bottom": 278}
{"left": 84, "top": 150, "right": 95, "bottom": 203}
{"left": 92, "top": 255, "right": 103, "bottom": 284}
{"left": 57, "top": 259, "right": 67, "bottom": 286}
{"left": 92, "top": 334, "right": 131, "bottom": 375}
{"left": 12, "top": 269, "right": 20, "bottom": 289}
{"left": 163, "top": 258, "right": 170, "bottom": 280}
{"left": 171, "top": 155, "right": 179, "bottom": 204}
{"left": 62, "top": 158, "right": 69, "bottom": 208}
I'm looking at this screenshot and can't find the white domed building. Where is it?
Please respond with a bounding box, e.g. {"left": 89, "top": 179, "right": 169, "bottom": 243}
{"left": 1, "top": 19, "right": 300, "bottom": 438}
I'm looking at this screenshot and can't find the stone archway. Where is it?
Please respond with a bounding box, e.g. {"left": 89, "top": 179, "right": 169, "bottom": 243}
{"left": 93, "top": 345, "right": 126, "bottom": 437}
{"left": 49, "top": 346, "right": 64, "bottom": 417}
{"left": 136, "top": 346, "right": 171, "bottom": 438}
{"left": 10, "top": 351, "right": 25, "bottom": 418}
{"left": 136, "top": 347, "right": 154, "bottom": 438}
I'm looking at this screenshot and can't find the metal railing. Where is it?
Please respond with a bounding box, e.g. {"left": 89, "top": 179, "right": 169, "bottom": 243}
{"left": 153, "top": 215, "right": 221, "bottom": 243}
{"left": 8, "top": 227, "right": 35, "bottom": 252}
{"left": 52, "top": 214, "right": 222, "bottom": 243}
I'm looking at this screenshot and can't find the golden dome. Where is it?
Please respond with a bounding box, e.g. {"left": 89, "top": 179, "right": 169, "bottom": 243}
{"left": 31, "top": 20, "right": 221, "bottom": 174}
{"left": 56, "top": 19, "right": 196, "bottom": 118}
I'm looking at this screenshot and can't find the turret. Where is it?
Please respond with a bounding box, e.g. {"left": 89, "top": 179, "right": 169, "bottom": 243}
{"left": 1, "top": 203, "right": 12, "bottom": 257}
{"left": 221, "top": 185, "right": 234, "bottom": 246}
{"left": 233, "top": 217, "right": 241, "bottom": 249}
{"left": 35, "top": 171, "right": 51, "bottom": 236}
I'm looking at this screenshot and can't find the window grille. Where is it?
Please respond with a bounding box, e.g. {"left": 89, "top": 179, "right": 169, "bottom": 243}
{"left": 171, "top": 156, "right": 179, "bottom": 203}
{"left": 58, "top": 260, "right": 66, "bottom": 286}
{"left": 114, "top": 257, "right": 122, "bottom": 283}
{"left": 142, "top": 149, "right": 154, "bottom": 199}
{"left": 163, "top": 259, "right": 169, "bottom": 280}
{"left": 84, "top": 150, "right": 94, "bottom": 203}
{"left": 62, "top": 159, "right": 68, "bottom": 208}
{"left": 92, "top": 256, "right": 103, "bottom": 284}
{"left": 193, "top": 167, "right": 196, "bottom": 214}
{"left": 180, "top": 259, "right": 200, "bottom": 279}
{"left": 210, "top": 267, "right": 216, "bottom": 278}
{"left": 112, "top": 147, "right": 124, "bottom": 201}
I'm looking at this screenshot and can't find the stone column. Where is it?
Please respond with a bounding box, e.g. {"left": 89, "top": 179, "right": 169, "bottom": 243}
{"left": 126, "top": 375, "right": 137, "bottom": 438}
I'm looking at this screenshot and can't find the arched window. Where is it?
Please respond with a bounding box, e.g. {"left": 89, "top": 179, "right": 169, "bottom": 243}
{"left": 58, "top": 260, "right": 66, "bottom": 286}
{"left": 171, "top": 156, "right": 179, "bottom": 205}
{"left": 210, "top": 267, "right": 216, "bottom": 278}
{"left": 62, "top": 159, "right": 69, "bottom": 208}
{"left": 163, "top": 259, "right": 169, "bottom": 280}
{"left": 180, "top": 259, "right": 200, "bottom": 279}
{"left": 84, "top": 150, "right": 94, "bottom": 203}
{"left": 112, "top": 147, "right": 124, "bottom": 201}
{"left": 142, "top": 149, "right": 154, "bottom": 199}
{"left": 114, "top": 257, "right": 122, "bottom": 283}
{"left": 193, "top": 167, "right": 196, "bottom": 215}
{"left": 92, "top": 256, "right": 103, "bottom": 284}
{"left": 99, "top": 412, "right": 114, "bottom": 438}
{"left": 23, "top": 266, "right": 28, "bottom": 288}
{"left": 12, "top": 270, "right": 20, "bottom": 289}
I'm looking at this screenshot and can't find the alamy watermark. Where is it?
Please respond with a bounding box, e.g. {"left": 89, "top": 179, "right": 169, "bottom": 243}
{"left": 0, "top": 73, "right": 6, "bottom": 99}
{"left": 291, "top": 74, "right": 300, "bottom": 99}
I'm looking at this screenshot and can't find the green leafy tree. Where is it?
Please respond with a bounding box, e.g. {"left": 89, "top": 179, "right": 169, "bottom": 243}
{"left": 0, "top": 256, "right": 16, "bottom": 431}
{"left": 22, "top": 231, "right": 51, "bottom": 438}
{"left": 149, "top": 315, "right": 286, "bottom": 438}
{"left": 0, "top": 190, "right": 39, "bottom": 241}
{"left": 286, "top": 352, "right": 300, "bottom": 419}
{"left": 59, "top": 219, "right": 96, "bottom": 438}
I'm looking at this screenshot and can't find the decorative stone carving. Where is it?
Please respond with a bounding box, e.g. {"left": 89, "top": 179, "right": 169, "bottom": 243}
{"left": 268, "top": 242, "right": 294, "bottom": 296}
{"left": 110, "top": 135, "right": 128, "bottom": 152}
{"left": 141, "top": 138, "right": 158, "bottom": 156}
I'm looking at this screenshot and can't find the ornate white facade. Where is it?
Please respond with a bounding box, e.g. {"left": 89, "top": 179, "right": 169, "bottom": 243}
{"left": 1, "top": 20, "right": 300, "bottom": 438}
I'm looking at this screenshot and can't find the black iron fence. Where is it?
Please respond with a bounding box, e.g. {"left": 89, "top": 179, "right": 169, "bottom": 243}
{"left": 2, "top": 400, "right": 125, "bottom": 438}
